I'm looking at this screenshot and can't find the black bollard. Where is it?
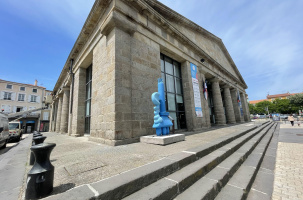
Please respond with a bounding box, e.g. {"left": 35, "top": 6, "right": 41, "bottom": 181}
{"left": 30, "top": 136, "right": 47, "bottom": 165}
{"left": 33, "top": 133, "right": 43, "bottom": 137}
{"left": 25, "top": 143, "right": 56, "bottom": 200}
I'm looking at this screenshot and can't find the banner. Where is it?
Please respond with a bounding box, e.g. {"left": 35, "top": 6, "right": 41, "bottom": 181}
{"left": 237, "top": 90, "right": 244, "bottom": 116}
{"left": 190, "top": 63, "right": 203, "bottom": 117}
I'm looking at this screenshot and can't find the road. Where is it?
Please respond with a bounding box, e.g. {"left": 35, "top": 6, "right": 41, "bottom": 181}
{"left": 0, "top": 134, "right": 32, "bottom": 200}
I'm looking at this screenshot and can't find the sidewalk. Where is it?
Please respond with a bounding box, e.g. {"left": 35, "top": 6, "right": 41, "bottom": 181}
{"left": 19, "top": 121, "right": 264, "bottom": 199}
{"left": 272, "top": 122, "right": 303, "bottom": 200}
{"left": 0, "top": 134, "right": 32, "bottom": 200}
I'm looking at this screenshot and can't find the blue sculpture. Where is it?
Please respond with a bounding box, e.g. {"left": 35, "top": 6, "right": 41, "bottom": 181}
{"left": 151, "top": 78, "right": 173, "bottom": 136}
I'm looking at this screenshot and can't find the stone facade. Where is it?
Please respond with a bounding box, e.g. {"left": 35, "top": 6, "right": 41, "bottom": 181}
{"left": 50, "top": 0, "right": 251, "bottom": 146}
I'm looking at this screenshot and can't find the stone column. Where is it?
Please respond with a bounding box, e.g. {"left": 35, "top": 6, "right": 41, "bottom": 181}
{"left": 49, "top": 103, "right": 54, "bottom": 132}
{"left": 71, "top": 67, "right": 86, "bottom": 137}
{"left": 245, "top": 94, "right": 251, "bottom": 121}
{"left": 55, "top": 94, "right": 63, "bottom": 133}
{"left": 240, "top": 92, "right": 249, "bottom": 121}
{"left": 223, "top": 85, "right": 236, "bottom": 124}
{"left": 240, "top": 92, "right": 248, "bottom": 121}
{"left": 68, "top": 84, "right": 73, "bottom": 136}
{"left": 231, "top": 88, "right": 244, "bottom": 122}
{"left": 52, "top": 100, "right": 58, "bottom": 132}
{"left": 210, "top": 78, "right": 226, "bottom": 125}
{"left": 60, "top": 87, "right": 70, "bottom": 133}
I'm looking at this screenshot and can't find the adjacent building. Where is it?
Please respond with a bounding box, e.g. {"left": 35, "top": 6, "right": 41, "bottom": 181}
{"left": 0, "top": 79, "right": 52, "bottom": 132}
{"left": 267, "top": 92, "right": 302, "bottom": 102}
{"left": 50, "top": 0, "right": 251, "bottom": 146}
{"left": 250, "top": 92, "right": 303, "bottom": 105}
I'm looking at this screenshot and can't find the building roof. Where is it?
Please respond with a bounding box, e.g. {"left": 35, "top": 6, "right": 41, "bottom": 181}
{"left": 267, "top": 92, "right": 302, "bottom": 99}
{"left": 249, "top": 99, "right": 268, "bottom": 104}
{"left": 0, "top": 79, "right": 46, "bottom": 89}
{"left": 53, "top": 0, "right": 248, "bottom": 92}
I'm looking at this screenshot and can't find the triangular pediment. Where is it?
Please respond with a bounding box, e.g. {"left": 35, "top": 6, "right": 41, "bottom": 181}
{"left": 144, "top": 0, "right": 247, "bottom": 87}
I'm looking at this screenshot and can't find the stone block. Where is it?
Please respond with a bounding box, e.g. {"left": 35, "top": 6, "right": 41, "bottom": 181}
{"left": 90, "top": 158, "right": 179, "bottom": 199}
{"left": 140, "top": 134, "right": 185, "bottom": 145}
{"left": 123, "top": 178, "right": 178, "bottom": 200}
{"left": 43, "top": 185, "right": 95, "bottom": 200}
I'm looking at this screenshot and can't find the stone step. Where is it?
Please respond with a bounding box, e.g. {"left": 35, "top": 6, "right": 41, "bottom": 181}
{"left": 43, "top": 121, "right": 271, "bottom": 200}
{"left": 122, "top": 122, "right": 275, "bottom": 200}
{"left": 174, "top": 124, "right": 277, "bottom": 200}
{"left": 214, "top": 123, "right": 278, "bottom": 200}
{"left": 247, "top": 124, "right": 280, "bottom": 200}
{"left": 174, "top": 123, "right": 276, "bottom": 200}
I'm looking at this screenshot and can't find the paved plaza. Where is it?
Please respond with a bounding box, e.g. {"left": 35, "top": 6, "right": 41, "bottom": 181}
{"left": 2, "top": 120, "right": 303, "bottom": 199}
{"left": 272, "top": 122, "right": 303, "bottom": 200}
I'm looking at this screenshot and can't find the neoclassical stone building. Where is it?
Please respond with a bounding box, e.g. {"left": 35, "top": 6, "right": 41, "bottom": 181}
{"left": 50, "top": 0, "right": 250, "bottom": 145}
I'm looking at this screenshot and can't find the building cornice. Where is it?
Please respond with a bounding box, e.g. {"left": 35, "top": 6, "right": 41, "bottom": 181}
{"left": 140, "top": 0, "right": 247, "bottom": 89}
{"left": 53, "top": 0, "right": 112, "bottom": 92}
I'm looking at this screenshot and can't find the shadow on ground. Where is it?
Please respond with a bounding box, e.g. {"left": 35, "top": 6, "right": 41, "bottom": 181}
{"left": 51, "top": 183, "right": 76, "bottom": 195}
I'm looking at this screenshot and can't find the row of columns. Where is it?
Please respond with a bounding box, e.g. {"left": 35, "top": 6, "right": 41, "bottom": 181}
{"left": 51, "top": 87, "right": 70, "bottom": 134}
{"left": 210, "top": 78, "right": 250, "bottom": 125}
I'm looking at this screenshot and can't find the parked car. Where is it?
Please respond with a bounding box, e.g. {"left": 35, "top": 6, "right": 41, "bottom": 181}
{"left": 280, "top": 115, "right": 289, "bottom": 120}
{"left": 8, "top": 121, "right": 23, "bottom": 142}
{"left": 0, "top": 113, "right": 9, "bottom": 149}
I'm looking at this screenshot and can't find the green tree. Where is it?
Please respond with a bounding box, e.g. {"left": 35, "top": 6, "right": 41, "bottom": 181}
{"left": 289, "top": 94, "right": 303, "bottom": 106}
{"left": 272, "top": 99, "right": 298, "bottom": 114}
{"left": 255, "top": 100, "right": 272, "bottom": 114}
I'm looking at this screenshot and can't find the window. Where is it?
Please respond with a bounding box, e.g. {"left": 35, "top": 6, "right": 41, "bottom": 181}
{"left": 4, "top": 92, "right": 12, "bottom": 100}
{"left": 6, "top": 84, "right": 12, "bottom": 89}
{"left": 161, "top": 54, "right": 186, "bottom": 130}
{"left": 18, "top": 94, "right": 25, "bottom": 101}
{"left": 20, "top": 87, "right": 25, "bottom": 91}
{"left": 16, "top": 107, "right": 23, "bottom": 112}
{"left": 31, "top": 95, "right": 37, "bottom": 102}
{"left": 85, "top": 65, "right": 92, "bottom": 134}
{"left": 32, "top": 88, "right": 37, "bottom": 93}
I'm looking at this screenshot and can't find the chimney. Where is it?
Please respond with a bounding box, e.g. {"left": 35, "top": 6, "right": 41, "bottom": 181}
{"left": 34, "top": 79, "right": 38, "bottom": 86}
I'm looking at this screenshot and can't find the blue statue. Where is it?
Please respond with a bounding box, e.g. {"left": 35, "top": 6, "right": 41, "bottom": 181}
{"left": 151, "top": 78, "right": 173, "bottom": 136}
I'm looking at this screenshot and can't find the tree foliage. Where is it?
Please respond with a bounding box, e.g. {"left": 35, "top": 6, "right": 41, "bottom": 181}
{"left": 289, "top": 94, "right": 303, "bottom": 106}
{"left": 249, "top": 98, "right": 301, "bottom": 114}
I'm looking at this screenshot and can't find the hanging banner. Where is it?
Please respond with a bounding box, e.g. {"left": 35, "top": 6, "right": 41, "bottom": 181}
{"left": 237, "top": 90, "right": 244, "bottom": 116}
{"left": 190, "top": 63, "right": 203, "bottom": 117}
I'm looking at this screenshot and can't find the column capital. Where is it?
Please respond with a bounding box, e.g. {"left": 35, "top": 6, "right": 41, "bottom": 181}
{"left": 62, "top": 86, "right": 70, "bottom": 91}
{"left": 222, "top": 83, "right": 232, "bottom": 89}
{"left": 209, "top": 77, "right": 220, "bottom": 83}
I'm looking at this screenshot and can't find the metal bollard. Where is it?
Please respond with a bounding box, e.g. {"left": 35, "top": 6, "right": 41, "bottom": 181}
{"left": 30, "top": 136, "right": 47, "bottom": 165}
{"left": 25, "top": 143, "right": 56, "bottom": 200}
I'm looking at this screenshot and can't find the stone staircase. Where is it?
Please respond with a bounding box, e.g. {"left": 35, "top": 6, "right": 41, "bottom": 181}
{"left": 45, "top": 121, "right": 277, "bottom": 200}
{"left": 122, "top": 121, "right": 277, "bottom": 200}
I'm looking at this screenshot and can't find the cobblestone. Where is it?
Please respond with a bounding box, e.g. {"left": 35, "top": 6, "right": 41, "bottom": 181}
{"left": 272, "top": 124, "right": 303, "bottom": 200}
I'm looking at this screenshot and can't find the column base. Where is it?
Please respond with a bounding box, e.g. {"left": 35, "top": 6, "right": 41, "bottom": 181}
{"left": 71, "top": 134, "right": 82, "bottom": 137}
{"left": 89, "top": 136, "right": 139, "bottom": 146}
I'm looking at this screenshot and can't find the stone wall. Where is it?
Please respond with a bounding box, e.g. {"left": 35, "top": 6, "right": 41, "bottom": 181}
{"left": 71, "top": 67, "right": 86, "bottom": 136}
{"left": 90, "top": 30, "right": 115, "bottom": 142}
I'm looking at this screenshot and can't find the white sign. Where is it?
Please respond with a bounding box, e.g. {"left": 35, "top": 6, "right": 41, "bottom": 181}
{"left": 190, "top": 63, "right": 203, "bottom": 117}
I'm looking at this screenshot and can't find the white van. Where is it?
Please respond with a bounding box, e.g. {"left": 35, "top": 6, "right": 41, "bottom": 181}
{"left": 8, "top": 121, "right": 23, "bottom": 142}
{"left": 0, "top": 113, "right": 9, "bottom": 149}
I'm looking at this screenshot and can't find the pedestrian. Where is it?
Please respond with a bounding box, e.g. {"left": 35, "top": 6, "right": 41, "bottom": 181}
{"left": 288, "top": 114, "right": 295, "bottom": 126}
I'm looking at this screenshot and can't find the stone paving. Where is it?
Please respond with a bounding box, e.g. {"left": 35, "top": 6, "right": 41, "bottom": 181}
{"left": 19, "top": 121, "right": 262, "bottom": 198}
{"left": 272, "top": 122, "right": 303, "bottom": 200}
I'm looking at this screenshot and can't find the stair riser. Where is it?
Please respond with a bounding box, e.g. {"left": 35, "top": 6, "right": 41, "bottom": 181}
{"left": 201, "top": 125, "right": 277, "bottom": 200}
{"left": 173, "top": 123, "right": 275, "bottom": 197}
{"left": 172, "top": 123, "right": 275, "bottom": 200}
{"left": 214, "top": 124, "right": 277, "bottom": 200}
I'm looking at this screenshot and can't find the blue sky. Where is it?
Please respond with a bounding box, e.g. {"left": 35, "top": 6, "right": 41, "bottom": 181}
{"left": 0, "top": 0, "right": 302, "bottom": 101}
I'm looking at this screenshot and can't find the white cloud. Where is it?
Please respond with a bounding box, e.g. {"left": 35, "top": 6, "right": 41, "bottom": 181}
{"left": 159, "top": 0, "right": 303, "bottom": 100}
